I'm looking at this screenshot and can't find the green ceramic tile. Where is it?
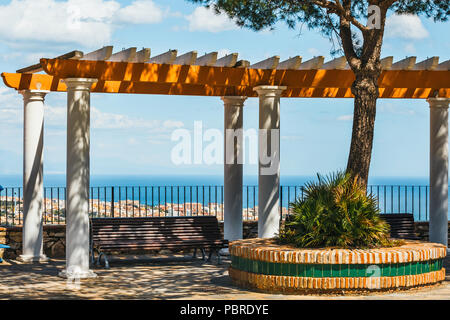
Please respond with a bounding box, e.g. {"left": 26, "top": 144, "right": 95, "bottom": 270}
{"left": 252, "top": 260, "right": 258, "bottom": 273}
{"left": 257, "top": 260, "right": 264, "bottom": 274}
{"left": 341, "top": 264, "right": 350, "bottom": 277}
{"left": 268, "top": 262, "right": 275, "bottom": 275}
{"left": 297, "top": 264, "right": 305, "bottom": 277}
{"left": 305, "top": 264, "right": 314, "bottom": 277}
{"left": 406, "top": 263, "right": 412, "bottom": 276}
{"left": 357, "top": 264, "right": 366, "bottom": 277}
{"left": 424, "top": 262, "right": 430, "bottom": 273}
{"left": 274, "top": 262, "right": 282, "bottom": 276}
{"left": 331, "top": 264, "right": 341, "bottom": 277}
{"left": 288, "top": 263, "right": 296, "bottom": 277}
{"left": 281, "top": 263, "right": 289, "bottom": 276}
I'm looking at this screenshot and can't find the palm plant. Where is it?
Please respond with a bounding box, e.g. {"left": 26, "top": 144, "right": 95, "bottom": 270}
{"left": 278, "top": 171, "right": 394, "bottom": 248}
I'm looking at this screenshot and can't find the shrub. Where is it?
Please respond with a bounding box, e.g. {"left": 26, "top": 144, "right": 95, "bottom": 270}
{"left": 278, "top": 171, "right": 395, "bottom": 248}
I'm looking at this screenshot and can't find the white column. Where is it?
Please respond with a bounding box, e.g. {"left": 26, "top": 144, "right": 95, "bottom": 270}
{"left": 254, "top": 85, "right": 286, "bottom": 238}
{"left": 19, "top": 90, "right": 48, "bottom": 262}
{"left": 59, "top": 78, "right": 97, "bottom": 279}
{"left": 428, "top": 97, "right": 449, "bottom": 247}
{"left": 222, "top": 96, "right": 246, "bottom": 242}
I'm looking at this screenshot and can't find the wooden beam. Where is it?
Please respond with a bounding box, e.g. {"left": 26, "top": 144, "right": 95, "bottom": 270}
{"left": 173, "top": 51, "right": 197, "bottom": 65}
{"left": 80, "top": 46, "right": 113, "bottom": 61}
{"left": 250, "top": 56, "right": 280, "bottom": 69}
{"left": 3, "top": 72, "right": 449, "bottom": 99}
{"left": 149, "top": 50, "right": 178, "bottom": 64}
{"left": 277, "top": 56, "right": 302, "bottom": 70}
{"left": 215, "top": 53, "right": 238, "bottom": 67}
{"left": 194, "top": 52, "right": 218, "bottom": 66}
{"left": 299, "top": 56, "right": 325, "bottom": 69}
{"left": 39, "top": 58, "right": 450, "bottom": 90}
{"left": 108, "top": 47, "right": 137, "bottom": 62}
{"left": 391, "top": 57, "right": 417, "bottom": 70}
{"left": 16, "top": 50, "right": 83, "bottom": 73}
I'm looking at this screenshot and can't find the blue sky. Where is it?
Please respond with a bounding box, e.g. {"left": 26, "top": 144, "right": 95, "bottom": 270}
{"left": 0, "top": 0, "right": 448, "bottom": 178}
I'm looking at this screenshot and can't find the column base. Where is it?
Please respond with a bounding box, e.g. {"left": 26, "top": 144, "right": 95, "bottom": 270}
{"left": 18, "top": 254, "right": 48, "bottom": 263}
{"left": 58, "top": 268, "right": 97, "bottom": 279}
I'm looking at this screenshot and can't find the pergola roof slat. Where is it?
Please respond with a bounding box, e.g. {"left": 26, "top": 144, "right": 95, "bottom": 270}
{"left": 215, "top": 53, "right": 238, "bottom": 67}
{"left": 414, "top": 57, "right": 440, "bottom": 70}
{"left": 134, "top": 48, "right": 151, "bottom": 63}
{"left": 250, "top": 56, "right": 280, "bottom": 69}
{"left": 277, "top": 56, "right": 302, "bottom": 70}
{"left": 391, "top": 56, "right": 417, "bottom": 70}
{"left": 80, "top": 46, "right": 113, "bottom": 61}
{"left": 173, "top": 51, "right": 198, "bottom": 65}
{"left": 381, "top": 56, "right": 394, "bottom": 70}
{"left": 149, "top": 50, "right": 178, "bottom": 64}
{"left": 322, "top": 56, "right": 347, "bottom": 70}
{"left": 299, "top": 56, "right": 325, "bottom": 69}
{"left": 108, "top": 47, "right": 137, "bottom": 62}
{"left": 194, "top": 52, "right": 218, "bottom": 66}
{"left": 437, "top": 59, "right": 450, "bottom": 71}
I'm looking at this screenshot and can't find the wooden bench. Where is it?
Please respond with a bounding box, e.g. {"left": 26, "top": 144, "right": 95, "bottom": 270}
{"left": 380, "top": 213, "right": 420, "bottom": 240}
{"left": 90, "top": 216, "right": 228, "bottom": 268}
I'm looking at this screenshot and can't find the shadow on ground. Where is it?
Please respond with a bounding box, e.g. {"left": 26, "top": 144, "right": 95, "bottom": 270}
{"left": 0, "top": 254, "right": 449, "bottom": 300}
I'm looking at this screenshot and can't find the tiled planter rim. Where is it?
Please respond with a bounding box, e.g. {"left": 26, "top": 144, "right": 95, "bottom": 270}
{"left": 229, "top": 239, "right": 447, "bottom": 264}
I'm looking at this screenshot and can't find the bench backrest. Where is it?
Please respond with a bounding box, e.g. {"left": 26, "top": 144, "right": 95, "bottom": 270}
{"left": 90, "top": 216, "right": 226, "bottom": 251}
{"left": 379, "top": 213, "right": 419, "bottom": 240}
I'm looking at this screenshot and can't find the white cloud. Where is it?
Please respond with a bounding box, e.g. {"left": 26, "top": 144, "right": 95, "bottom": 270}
{"left": 186, "top": 7, "right": 238, "bottom": 32}
{"left": 115, "top": 0, "right": 165, "bottom": 24}
{"left": 337, "top": 114, "right": 353, "bottom": 121}
{"left": 385, "top": 14, "right": 429, "bottom": 40}
{"left": 0, "top": 0, "right": 167, "bottom": 48}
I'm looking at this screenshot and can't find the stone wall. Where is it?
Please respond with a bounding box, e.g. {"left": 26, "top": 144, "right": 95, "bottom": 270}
{"left": 0, "top": 225, "right": 66, "bottom": 259}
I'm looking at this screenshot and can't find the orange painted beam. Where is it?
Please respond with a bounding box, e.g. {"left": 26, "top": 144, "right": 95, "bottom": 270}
{"left": 40, "top": 58, "right": 450, "bottom": 90}
{"left": 2, "top": 72, "right": 449, "bottom": 98}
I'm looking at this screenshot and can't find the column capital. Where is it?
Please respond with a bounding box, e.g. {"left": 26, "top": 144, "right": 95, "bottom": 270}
{"left": 64, "top": 78, "right": 97, "bottom": 91}
{"left": 427, "top": 97, "right": 450, "bottom": 109}
{"left": 253, "top": 85, "right": 287, "bottom": 97}
{"left": 19, "top": 90, "right": 48, "bottom": 102}
{"left": 221, "top": 96, "right": 247, "bottom": 107}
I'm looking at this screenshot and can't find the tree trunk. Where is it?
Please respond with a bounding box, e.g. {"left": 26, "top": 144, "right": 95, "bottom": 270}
{"left": 346, "top": 71, "right": 379, "bottom": 187}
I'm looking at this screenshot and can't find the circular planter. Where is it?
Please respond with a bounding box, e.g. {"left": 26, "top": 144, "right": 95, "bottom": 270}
{"left": 229, "top": 238, "right": 447, "bottom": 293}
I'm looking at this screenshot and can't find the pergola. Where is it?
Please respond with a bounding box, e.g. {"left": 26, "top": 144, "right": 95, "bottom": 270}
{"left": 2, "top": 46, "right": 450, "bottom": 279}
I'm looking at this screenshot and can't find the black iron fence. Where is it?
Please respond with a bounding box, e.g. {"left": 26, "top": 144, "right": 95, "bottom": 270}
{"left": 0, "top": 185, "right": 432, "bottom": 226}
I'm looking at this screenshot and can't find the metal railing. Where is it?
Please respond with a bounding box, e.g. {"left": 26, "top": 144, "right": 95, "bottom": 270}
{"left": 0, "top": 184, "right": 432, "bottom": 226}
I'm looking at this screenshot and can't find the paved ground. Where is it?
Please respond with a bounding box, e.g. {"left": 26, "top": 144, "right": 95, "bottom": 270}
{"left": 0, "top": 254, "right": 449, "bottom": 300}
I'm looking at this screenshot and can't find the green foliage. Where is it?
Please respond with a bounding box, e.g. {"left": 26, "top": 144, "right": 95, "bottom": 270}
{"left": 277, "top": 171, "right": 395, "bottom": 248}
{"left": 187, "top": 1, "right": 449, "bottom": 56}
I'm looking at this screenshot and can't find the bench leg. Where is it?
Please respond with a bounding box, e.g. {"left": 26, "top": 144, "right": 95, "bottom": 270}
{"left": 192, "top": 248, "right": 197, "bottom": 259}
{"left": 97, "top": 252, "right": 110, "bottom": 269}
{"left": 201, "top": 248, "right": 206, "bottom": 261}
{"left": 217, "top": 249, "right": 222, "bottom": 265}
{"left": 207, "top": 249, "right": 213, "bottom": 262}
